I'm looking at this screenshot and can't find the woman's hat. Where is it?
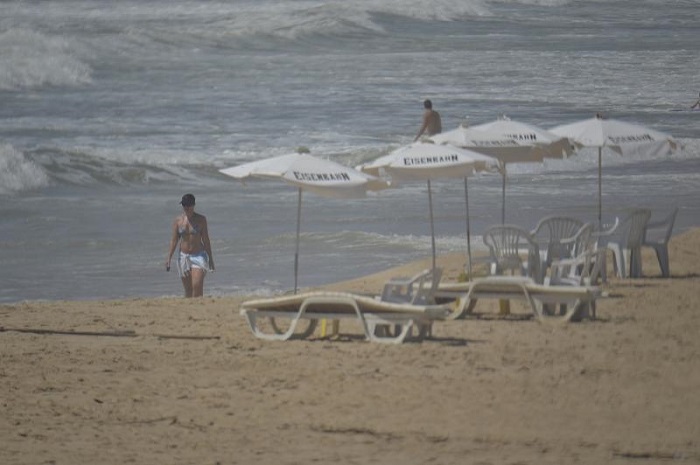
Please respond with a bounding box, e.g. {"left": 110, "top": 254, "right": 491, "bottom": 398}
{"left": 180, "top": 193, "right": 195, "bottom": 206}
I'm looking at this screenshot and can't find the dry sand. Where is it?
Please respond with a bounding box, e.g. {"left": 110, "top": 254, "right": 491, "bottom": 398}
{"left": 2, "top": 229, "right": 700, "bottom": 464}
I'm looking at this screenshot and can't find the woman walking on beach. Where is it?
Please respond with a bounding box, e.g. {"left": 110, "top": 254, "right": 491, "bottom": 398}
{"left": 166, "top": 193, "right": 215, "bottom": 297}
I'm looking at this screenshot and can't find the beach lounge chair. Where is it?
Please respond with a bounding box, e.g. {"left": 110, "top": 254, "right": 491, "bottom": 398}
{"left": 239, "top": 291, "right": 451, "bottom": 344}
{"left": 483, "top": 225, "right": 543, "bottom": 283}
{"left": 435, "top": 276, "right": 601, "bottom": 322}
{"left": 642, "top": 207, "right": 678, "bottom": 278}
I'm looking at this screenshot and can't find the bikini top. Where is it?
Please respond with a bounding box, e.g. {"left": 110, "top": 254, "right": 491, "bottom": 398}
{"left": 178, "top": 219, "right": 201, "bottom": 238}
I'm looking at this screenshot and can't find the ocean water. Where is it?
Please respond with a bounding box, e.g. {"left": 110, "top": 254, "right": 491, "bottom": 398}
{"left": 1, "top": 0, "right": 699, "bottom": 303}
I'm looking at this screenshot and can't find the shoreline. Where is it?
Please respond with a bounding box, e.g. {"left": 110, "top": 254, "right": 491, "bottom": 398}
{"left": 1, "top": 229, "right": 699, "bottom": 464}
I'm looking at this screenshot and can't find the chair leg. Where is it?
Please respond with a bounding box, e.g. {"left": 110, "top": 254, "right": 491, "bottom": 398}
{"left": 609, "top": 244, "right": 626, "bottom": 278}
{"left": 366, "top": 320, "right": 413, "bottom": 344}
{"left": 596, "top": 250, "right": 607, "bottom": 283}
{"left": 416, "top": 322, "right": 433, "bottom": 339}
{"left": 629, "top": 247, "right": 643, "bottom": 278}
{"left": 654, "top": 245, "right": 670, "bottom": 278}
{"left": 587, "top": 249, "right": 604, "bottom": 285}
{"left": 621, "top": 249, "right": 633, "bottom": 278}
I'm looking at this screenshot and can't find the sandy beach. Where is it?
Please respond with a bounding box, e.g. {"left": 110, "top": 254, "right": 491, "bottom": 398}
{"left": 2, "top": 229, "right": 700, "bottom": 465}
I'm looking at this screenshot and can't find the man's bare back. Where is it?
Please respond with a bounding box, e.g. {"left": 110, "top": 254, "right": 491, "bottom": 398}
{"left": 415, "top": 99, "right": 442, "bottom": 141}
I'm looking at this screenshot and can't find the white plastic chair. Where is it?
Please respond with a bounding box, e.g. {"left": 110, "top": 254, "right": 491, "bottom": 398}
{"left": 381, "top": 268, "right": 443, "bottom": 305}
{"left": 590, "top": 217, "right": 619, "bottom": 283}
{"left": 530, "top": 216, "right": 584, "bottom": 273}
{"left": 483, "top": 225, "right": 542, "bottom": 283}
{"left": 597, "top": 209, "right": 651, "bottom": 278}
{"left": 642, "top": 207, "right": 678, "bottom": 278}
{"left": 548, "top": 223, "right": 604, "bottom": 286}
{"left": 379, "top": 267, "right": 443, "bottom": 338}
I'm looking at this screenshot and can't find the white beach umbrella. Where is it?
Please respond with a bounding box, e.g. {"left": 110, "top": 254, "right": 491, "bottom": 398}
{"left": 359, "top": 141, "right": 498, "bottom": 274}
{"left": 550, "top": 116, "right": 678, "bottom": 223}
{"left": 471, "top": 115, "right": 574, "bottom": 159}
{"left": 430, "top": 124, "right": 547, "bottom": 223}
{"left": 220, "top": 152, "right": 388, "bottom": 293}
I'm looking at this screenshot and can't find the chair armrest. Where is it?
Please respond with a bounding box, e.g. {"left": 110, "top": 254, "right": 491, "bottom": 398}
{"left": 594, "top": 220, "right": 621, "bottom": 246}
{"left": 381, "top": 277, "right": 413, "bottom": 301}
{"left": 593, "top": 217, "right": 620, "bottom": 239}
{"left": 645, "top": 219, "right": 666, "bottom": 229}
{"left": 643, "top": 224, "right": 671, "bottom": 243}
{"left": 559, "top": 235, "right": 576, "bottom": 245}
{"left": 643, "top": 208, "right": 677, "bottom": 244}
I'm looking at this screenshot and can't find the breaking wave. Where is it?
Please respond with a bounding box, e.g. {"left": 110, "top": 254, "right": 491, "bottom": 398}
{"left": 0, "top": 28, "right": 92, "bottom": 91}
{"left": 0, "top": 144, "right": 50, "bottom": 195}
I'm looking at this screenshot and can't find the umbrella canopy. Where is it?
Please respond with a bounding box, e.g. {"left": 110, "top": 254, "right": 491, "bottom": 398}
{"left": 550, "top": 116, "right": 677, "bottom": 152}
{"left": 360, "top": 141, "right": 498, "bottom": 181}
{"left": 220, "top": 153, "right": 388, "bottom": 293}
{"left": 359, "top": 141, "right": 498, "bottom": 273}
{"left": 471, "top": 115, "right": 574, "bottom": 159}
{"left": 431, "top": 124, "right": 545, "bottom": 164}
{"left": 220, "top": 152, "right": 387, "bottom": 198}
{"left": 431, "top": 124, "right": 547, "bottom": 223}
{"left": 549, "top": 116, "right": 678, "bottom": 222}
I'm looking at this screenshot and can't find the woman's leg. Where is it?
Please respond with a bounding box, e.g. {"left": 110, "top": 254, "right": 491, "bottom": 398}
{"left": 181, "top": 275, "right": 193, "bottom": 298}
{"left": 191, "top": 268, "right": 206, "bottom": 297}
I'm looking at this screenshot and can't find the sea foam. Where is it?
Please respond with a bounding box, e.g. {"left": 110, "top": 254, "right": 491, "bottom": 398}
{"left": 0, "top": 28, "right": 92, "bottom": 90}
{"left": 0, "top": 144, "right": 50, "bottom": 195}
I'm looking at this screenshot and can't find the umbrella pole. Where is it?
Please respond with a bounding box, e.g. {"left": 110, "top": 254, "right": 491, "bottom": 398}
{"left": 598, "top": 147, "right": 603, "bottom": 226}
{"left": 428, "top": 179, "right": 436, "bottom": 270}
{"left": 501, "top": 163, "right": 507, "bottom": 224}
{"left": 294, "top": 187, "right": 302, "bottom": 294}
{"left": 464, "top": 177, "right": 472, "bottom": 277}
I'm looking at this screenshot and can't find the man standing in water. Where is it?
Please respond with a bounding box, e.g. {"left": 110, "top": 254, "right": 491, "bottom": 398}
{"left": 166, "top": 193, "right": 215, "bottom": 298}
{"left": 414, "top": 99, "right": 442, "bottom": 141}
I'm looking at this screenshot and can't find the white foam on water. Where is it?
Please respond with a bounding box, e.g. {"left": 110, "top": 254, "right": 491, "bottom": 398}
{"left": 0, "top": 144, "right": 50, "bottom": 194}
{"left": 0, "top": 28, "right": 92, "bottom": 90}
{"left": 1, "top": 0, "right": 699, "bottom": 301}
